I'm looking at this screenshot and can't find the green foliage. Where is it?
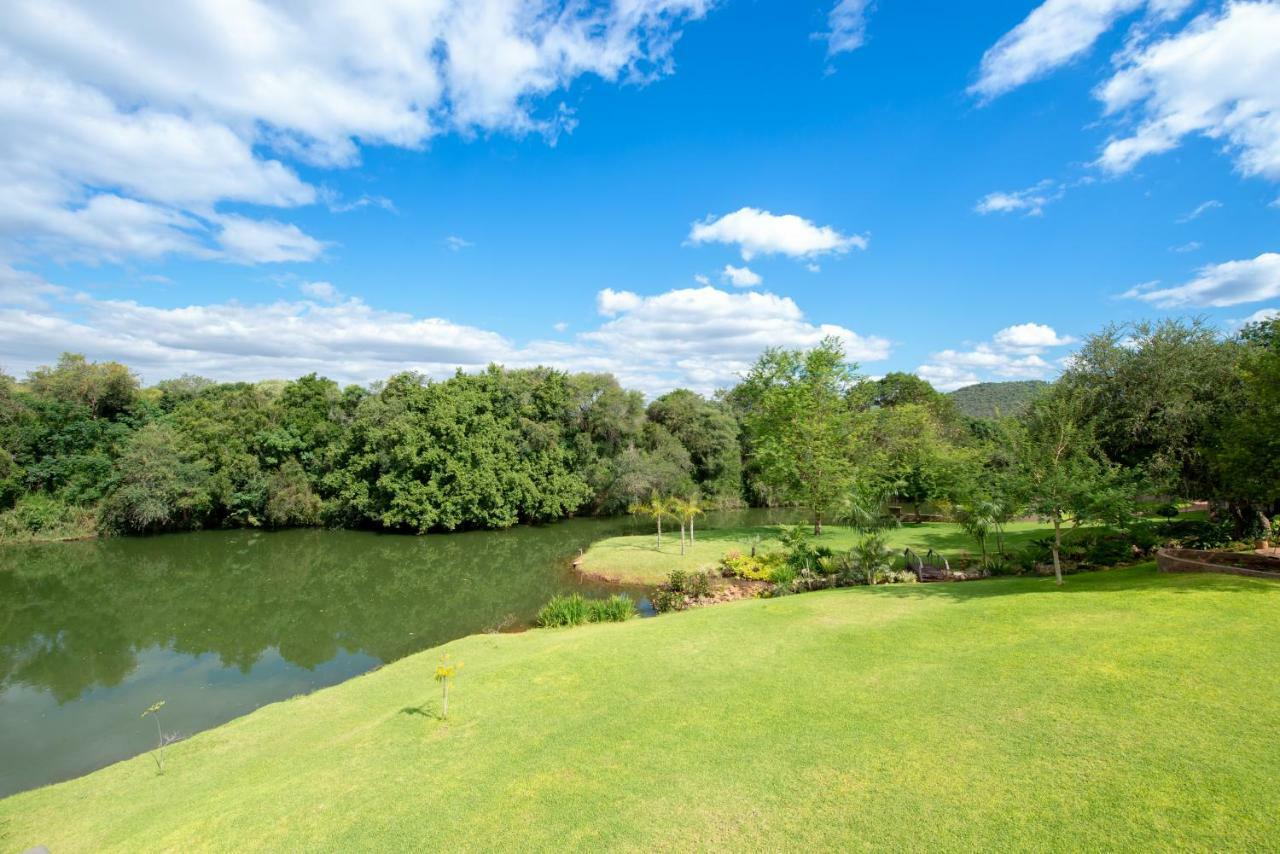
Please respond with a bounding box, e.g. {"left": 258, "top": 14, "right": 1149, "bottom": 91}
{"left": 0, "top": 493, "right": 97, "bottom": 542}
{"left": 686, "top": 571, "right": 712, "bottom": 599}
{"left": 738, "top": 338, "right": 859, "bottom": 533}
{"left": 586, "top": 594, "right": 637, "bottom": 623}
{"left": 947, "top": 380, "right": 1048, "bottom": 419}
{"left": 100, "top": 423, "right": 212, "bottom": 535}
{"left": 718, "top": 549, "right": 784, "bottom": 581}
{"left": 264, "top": 459, "right": 323, "bottom": 528}
{"left": 536, "top": 594, "right": 590, "bottom": 628}
{"left": 650, "top": 587, "right": 687, "bottom": 613}
{"left": 646, "top": 389, "right": 743, "bottom": 503}
{"left": 848, "top": 533, "right": 894, "bottom": 585}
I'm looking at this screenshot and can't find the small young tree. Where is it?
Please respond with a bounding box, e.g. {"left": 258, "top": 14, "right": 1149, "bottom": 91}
{"left": 434, "top": 655, "right": 462, "bottom": 720}
{"left": 629, "top": 493, "right": 672, "bottom": 550}
{"left": 1014, "top": 392, "right": 1130, "bottom": 585}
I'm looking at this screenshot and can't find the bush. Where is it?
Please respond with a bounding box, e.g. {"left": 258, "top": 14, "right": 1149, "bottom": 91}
{"left": 687, "top": 572, "right": 712, "bottom": 599}
{"left": 0, "top": 494, "right": 97, "bottom": 542}
{"left": 719, "top": 550, "right": 784, "bottom": 581}
{"left": 1161, "top": 517, "right": 1234, "bottom": 550}
{"left": 587, "top": 595, "right": 637, "bottom": 623}
{"left": 651, "top": 587, "right": 687, "bottom": 613}
{"left": 666, "top": 568, "right": 689, "bottom": 593}
{"left": 537, "top": 594, "right": 590, "bottom": 627}
{"left": 1154, "top": 502, "right": 1181, "bottom": 519}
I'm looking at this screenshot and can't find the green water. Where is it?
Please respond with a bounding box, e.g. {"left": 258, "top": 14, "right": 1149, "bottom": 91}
{"left": 0, "top": 509, "right": 788, "bottom": 797}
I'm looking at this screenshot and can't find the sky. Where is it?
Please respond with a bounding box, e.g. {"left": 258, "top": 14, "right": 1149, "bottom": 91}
{"left": 1, "top": 0, "right": 1278, "bottom": 395}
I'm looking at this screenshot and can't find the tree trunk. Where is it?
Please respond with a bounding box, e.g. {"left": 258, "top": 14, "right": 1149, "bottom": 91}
{"left": 814, "top": 510, "right": 823, "bottom": 536}
{"left": 656, "top": 517, "right": 662, "bottom": 550}
{"left": 679, "top": 521, "right": 686, "bottom": 555}
{"left": 1052, "top": 516, "right": 1063, "bottom": 586}
{"left": 689, "top": 517, "right": 695, "bottom": 544}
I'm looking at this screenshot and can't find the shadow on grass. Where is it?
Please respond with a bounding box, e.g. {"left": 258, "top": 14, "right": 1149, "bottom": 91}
{"left": 400, "top": 703, "right": 443, "bottom": 721}
{"left": 856, "top": 563, "right": 1278, "bottom": 606}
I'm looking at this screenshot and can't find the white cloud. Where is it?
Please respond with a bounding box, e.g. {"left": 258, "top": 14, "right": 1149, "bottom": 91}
{"left": 693, "top": 273, "right": 711, "bottom": 285}
{"left": 0, "top": 280, "right": 889, "bottom": 397}
{"left": 722, "top": 264, "right": 762, "bottom": 287}
{"left": 688, "top": 207, "right": 867, "bottom": 260}
{"left": 1176, "top": 199, "right": 1222, "bottom": 223}
{"left": 917, "top": 322, "right": 1076, "bottom": 391}
{"left": 970, "top": 0, "right": 1152, "bottom": 100}
{"left": 1171, "top": 240, "right": 1202, "bottom": 253}
{"left": 974, "top": 179, "right": 1062, "bottom": 216}
{"left": 299, "top": 281, "right": 341, "bottom": 303}
{"left": 216, "top": 216, "right": 326, "bottom": 264}
{"left": 820, "top": 0, "right": 874, "bottom": 57}
{"left": 572, "top": 286, "right": 890, "bottom": 394}
{"left": 0, "top": 1, "right": 711, "bottom": 266}
{"left": 444, "top": 235, "right": 474, "bottom": 251}
{"left": 553, "top": 321, "right": 569, "bottom": 332}
{"left": 993, "top": 322, "right": 1076, "bottom": 350}
{"left": 596, "top": 288, "right": 644, "bottom": 317}
{"left": 1229, "top": 306, "right": 1279, "bottom": 329}
{"left": 1097, "top": 2, "right": 1280, "bottom": 178}
{"left": 806, "top": 263, "right": 821, "bottom": 273}
{"left": 1122, "top": 252, "right": 1280, "bottom": 307}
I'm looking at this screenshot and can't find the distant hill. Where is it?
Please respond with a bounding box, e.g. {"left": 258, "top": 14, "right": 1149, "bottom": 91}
{"left": 948, "top": 380, "right": 1048, "bottom": 419}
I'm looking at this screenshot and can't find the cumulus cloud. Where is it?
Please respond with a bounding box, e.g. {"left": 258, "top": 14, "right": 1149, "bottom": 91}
{"left": 0, "top": 279, "right": 889, "bottom": 397}
{"left": 1122, "top": 252, "right": 1280, "bottom": 307}
{"left": 917, "top": 322, "right": 1076, "bottom": 391}
{"left": 0, "top": 1, "right": 711, "bottom": 266}
{"left": 1096, "top": 2, "right": 1280, "bottom": 178}
{"left": 970, "top": 0, "right": 1156, "bottom": 100}
{"left": 688, "top": 207, "right": 867, "bottom": 260}
{"left": 974, "top": 179, "right": 1063, "bottom": 216}
{"left": 722, "top": 264, "right": 762, "bottom": 287}
{"left": 444, "top": 235, "right": 474, "bottom": 251}
{"left": 820, "top": 0, "right": 874, "bottom": 57}
{"left": 1229, "top": 306, "right": 1279, "bottom": 329}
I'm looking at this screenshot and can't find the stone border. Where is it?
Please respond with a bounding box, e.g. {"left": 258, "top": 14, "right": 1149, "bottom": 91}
{"left": 1156, "top": 548, "right": 1280, "bottom": 580}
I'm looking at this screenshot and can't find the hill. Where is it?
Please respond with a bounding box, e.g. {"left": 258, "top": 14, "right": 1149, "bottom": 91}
{"left": 949, "top": 380, "right": 1048, "bottom": 418}
{"left": 2, "top": 565, "right": 1277, "bottom": 851}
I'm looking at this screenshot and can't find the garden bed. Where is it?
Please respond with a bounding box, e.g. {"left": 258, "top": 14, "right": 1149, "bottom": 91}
{"left": 1156, "top": 548, "right": 1280, "bottom": 580}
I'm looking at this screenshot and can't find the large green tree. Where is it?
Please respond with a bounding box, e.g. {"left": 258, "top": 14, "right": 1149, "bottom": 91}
{"left": 738, "top": 338, "right": 859, "bottom": 534}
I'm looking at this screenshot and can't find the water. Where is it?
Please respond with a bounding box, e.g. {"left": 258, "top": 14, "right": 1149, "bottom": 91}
{"left": 0, "top": 508, "right": 785, "bottom": 797}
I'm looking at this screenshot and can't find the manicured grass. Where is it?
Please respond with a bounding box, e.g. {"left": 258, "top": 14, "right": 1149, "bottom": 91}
{"left": 578, "top": 519, "right": 1059, "bottom": 584}
{"left": 3, "top": 565, "right": 1278, "bottom": 850}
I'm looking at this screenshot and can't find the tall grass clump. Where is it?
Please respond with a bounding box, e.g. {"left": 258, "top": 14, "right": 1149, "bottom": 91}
{"left": 587, "top": 594, "right": 637, "bottom": 623}
{"left": 536, "top": 594, "right": 589, "bottom": 627}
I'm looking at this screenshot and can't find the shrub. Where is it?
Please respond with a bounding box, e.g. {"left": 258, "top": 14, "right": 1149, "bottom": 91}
{"left": 1161, "top": 518, "right": 1234, "bottom": 550}
{"left": 720, "top": 550, "right": 785, "bottom": 581}
{"left": 537, "top": 594, "right": 589, "bottom": 627}
{"left": 687, "top": 572, "right": 712, "bottom": 599}
{"left": 0, "top": 493, "right": 97, "bottom": 542}
{"left": 1154, "top": 502, "right": 1181, "bottom": 519}
{"left": 587, "top": 594, "right": 637, "bottom": 623}
{"left": 651, "top": 587, "right": 687, "bottom": 613}
{"left": 666, "top": 568, "right": 689, "bottom": 593}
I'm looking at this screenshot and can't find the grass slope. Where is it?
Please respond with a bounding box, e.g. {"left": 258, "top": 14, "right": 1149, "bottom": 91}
{"left": 3, "top": 565, "right": 1278, "bottom": 851}
{"left": 579, "top": 520, "right": 1057, "bottom": 584}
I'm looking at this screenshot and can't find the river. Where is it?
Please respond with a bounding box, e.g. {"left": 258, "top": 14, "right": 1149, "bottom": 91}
{"left": 0, "top": 508, "right": 787, "bottom": 797}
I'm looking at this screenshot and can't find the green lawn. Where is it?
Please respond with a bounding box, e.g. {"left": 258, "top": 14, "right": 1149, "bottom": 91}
{"left": 3, "top": 564, "right": 1278, "bottom": 851}
{"left": 578, "top": 519, "right": 1059, "bottom": 584}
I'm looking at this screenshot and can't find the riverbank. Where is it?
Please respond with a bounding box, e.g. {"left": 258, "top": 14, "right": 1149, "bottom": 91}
{"left": 3, "top": 563, "right": 1277, "bottom": 850}
{"left": 576, "top": 519, "right": 1062, "bottom": 584}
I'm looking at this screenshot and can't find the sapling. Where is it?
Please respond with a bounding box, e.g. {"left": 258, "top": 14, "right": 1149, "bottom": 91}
{"left": 141, "top": 700, "right": 168, "bottom": 774}
{"left": 434, "top": 654, "right": 462, "bottom": 719}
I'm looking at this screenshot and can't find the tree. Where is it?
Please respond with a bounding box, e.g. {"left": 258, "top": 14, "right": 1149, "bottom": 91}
{"left": 27, "top": 353, "right": 139, "bottom": 419}
{"left": 738, "top": 338, "right": 859, "bottom": 534}
{"left": 1013, "top": 391, "right": 1131, "bottom": 585}
{"left": 101, "top": 423, "right": 212, "bottom": 534}
{"left": 1206, "top": 317, "right": 1280, "bottom": 534}
{"left": 629, "top": 493, "right": 672, "bottom": 550}
{"left": 646, "top": 389, "right": 743, "bottom": 503}
{"left": 669, "top": 495, "right": 705, "bottom": 554}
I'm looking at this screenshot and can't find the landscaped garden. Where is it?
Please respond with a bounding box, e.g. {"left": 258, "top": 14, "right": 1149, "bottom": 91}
{"left": 2, "top": 563, "right": 1277, "bottom": 851}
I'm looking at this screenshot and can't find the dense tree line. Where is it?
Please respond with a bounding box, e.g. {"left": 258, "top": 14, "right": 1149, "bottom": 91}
{"left": 1, "top": 315, "right": 1276, "bottom": 542}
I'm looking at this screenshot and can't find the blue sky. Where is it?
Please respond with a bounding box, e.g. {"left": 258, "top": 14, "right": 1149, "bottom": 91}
{"left": 1, "top": 0, "right": 1278, "bottom": 393}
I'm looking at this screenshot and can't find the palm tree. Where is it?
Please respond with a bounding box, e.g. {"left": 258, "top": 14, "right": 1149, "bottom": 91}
{"left": 679, "top": 495, "right": 705, "bottom": 545}
{"left": 629, "top": 494, "right": 672, "bottom": 550}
